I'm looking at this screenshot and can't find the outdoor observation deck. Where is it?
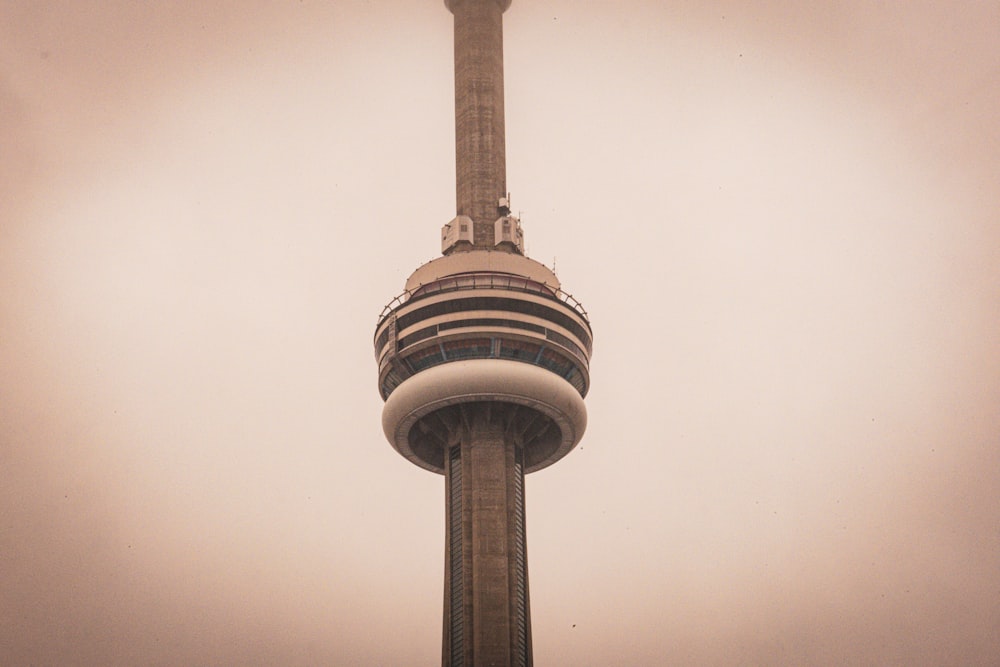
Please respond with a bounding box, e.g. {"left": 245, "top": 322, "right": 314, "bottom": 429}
{"left": 374, "top": 270, "right": 592, "bottom": 402}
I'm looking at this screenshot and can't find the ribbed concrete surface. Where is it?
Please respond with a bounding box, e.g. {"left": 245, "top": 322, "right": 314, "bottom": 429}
{"left": 442, "top": 404, "right": 532, "bottom": 667}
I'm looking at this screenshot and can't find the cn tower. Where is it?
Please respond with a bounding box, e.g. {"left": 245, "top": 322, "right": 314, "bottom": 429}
{"left": 374, "top": 1, "right": 592, "bottom": 665}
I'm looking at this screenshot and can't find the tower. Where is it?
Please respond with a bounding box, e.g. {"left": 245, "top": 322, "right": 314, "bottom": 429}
{"left": 374, "top": 2, "right": 592, "bottom": 665}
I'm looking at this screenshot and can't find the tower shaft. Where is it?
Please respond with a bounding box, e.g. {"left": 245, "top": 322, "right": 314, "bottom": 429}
{"left": 443, "top": 403, "right": 532, "bottom": 667}
{"left": 449, "top": 0, "right": 509, "bottom": 246}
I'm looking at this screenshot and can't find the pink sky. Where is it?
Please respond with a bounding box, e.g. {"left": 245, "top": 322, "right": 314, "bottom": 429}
{"left": 2, "top": 1, "right": 998, "bottom": 664}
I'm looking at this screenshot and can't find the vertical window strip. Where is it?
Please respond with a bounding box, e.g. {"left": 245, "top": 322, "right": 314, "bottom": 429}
{"left": 513, "top": 452, "right": 528, "bottom": 667}
{"left": 449, "top": 447, "right": 464, "bottom": 665}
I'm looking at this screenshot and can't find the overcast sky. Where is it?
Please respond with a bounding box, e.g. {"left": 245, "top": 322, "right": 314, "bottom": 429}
{"left": 2, "top": 1, "right": 999, "bottom": 665}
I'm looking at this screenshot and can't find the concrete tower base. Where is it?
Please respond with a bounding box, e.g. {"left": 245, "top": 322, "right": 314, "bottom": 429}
{"left": 441, "top": 403, "right": 532, "bottom": 667}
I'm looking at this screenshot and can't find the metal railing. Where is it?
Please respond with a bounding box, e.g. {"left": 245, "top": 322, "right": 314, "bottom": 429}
{"left": 376, "top": 271, "right": 590, "bottom": 325}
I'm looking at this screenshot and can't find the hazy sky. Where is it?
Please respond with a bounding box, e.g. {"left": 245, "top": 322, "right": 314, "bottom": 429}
{"left": 2, "top": 1, "right": 998, "bottom": 665}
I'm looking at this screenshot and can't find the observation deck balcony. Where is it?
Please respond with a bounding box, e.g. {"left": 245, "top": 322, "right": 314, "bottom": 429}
{"left": 374, "top": 270, "right": 592, "bottom": 402}
{"left": 376, "top": 271, "right": 589, "bottom": 325}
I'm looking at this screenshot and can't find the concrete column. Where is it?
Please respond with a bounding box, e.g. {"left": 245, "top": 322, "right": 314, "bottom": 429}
{"left": 446, "top": 0, "right": 510, "bottom": 247}
{"left": 467, "top": 414, "right": 512, "bottom": 665}
{"left": 442, "top": 403, "right": 532, "bottom": 667}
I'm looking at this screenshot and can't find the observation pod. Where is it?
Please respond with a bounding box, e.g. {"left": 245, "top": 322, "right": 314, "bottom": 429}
{"left": 375, "top": 250, "right": 592, "bottom": 474}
